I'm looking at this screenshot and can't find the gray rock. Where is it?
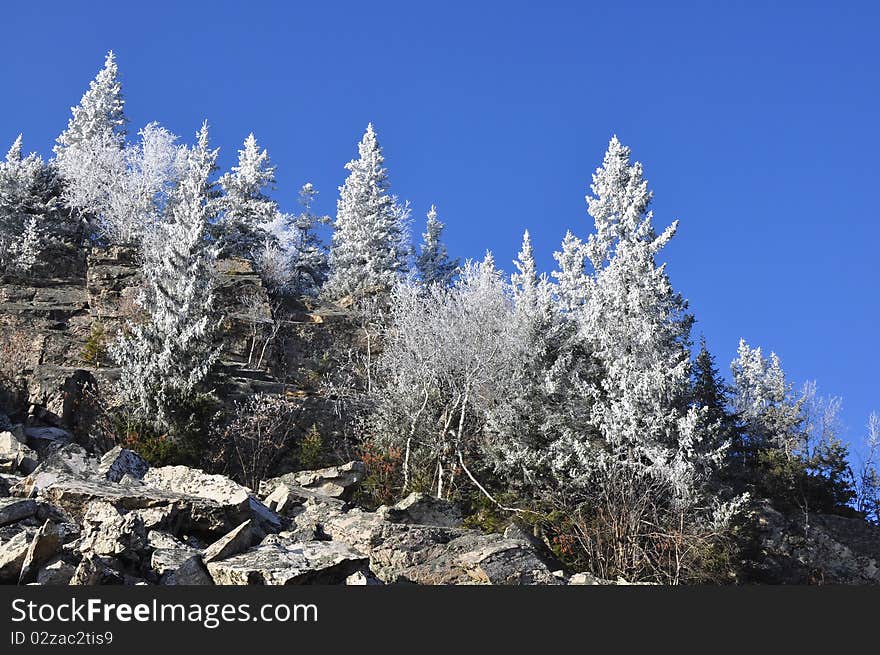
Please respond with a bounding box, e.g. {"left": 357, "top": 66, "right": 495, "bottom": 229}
{"left": 147, "top": 530, "right": 191, "bottom": 551}
{"left": 315, "top": 506, "right": 562, "bottom": 585}
{"left": 0, "top": 473, "right": 22, "bottom": 496}
{"left": 19, "top": 520, "right": 62, "bottom": 583}
{"left": 69, "top": 553, "right": 123, "bottom": 585}
{"left": 143, "top": 465, "right": 251, "bottom": 505}
{"left": 260, "top": 461, "right": 365, "bottom": 500}
{"left": 203, "top": 520, "right": 253, "bottom": 564}
{"left": 207, "top": 537, "right": 369, "bottom": 585}
{"left": 151, "top": 547, "right": 198, "bottom": 576}
{"left": 97, "top": 446, "right": 148, "bottom": 483}
{"left": 0, "top": 431, "right": 38, "bottom": 474}
{"left": 36, "top": 558, "right": 76, "bottom": 585}
{"left": 380, "top": 492, "right": 464, "bottom": 528}
{"left": 24, "top": 426, "right": 74, "bottom": 451}
{"left": 0, "top": 527, "right": 36, "bottom": 581}
{"left": 13, "top": 444, "right": 98, "bottom": 497}
{"left": 0, "top": 497, "right": 37, "bottom": 526}
{"left": 143, "top": 465, "right": 280, "bottom": 534}
{"left": 345, "top": 570, "right": 383, "bottom": 585}
{"left": 35, "top": 476, "right": 238, "bottom": 540}
{"left": 77, "top": 502, "right": 146, "bottom": 561}
{"left": 263, "top": 483, "right": 310, "bottom": 515}
{"left": 162, "top": 555, "right": 213, "bottom": 585}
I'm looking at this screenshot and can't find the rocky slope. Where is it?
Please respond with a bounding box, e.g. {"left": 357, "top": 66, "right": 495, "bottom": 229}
{"left": 0, "top": 427, "right": 581, "bottom": 585}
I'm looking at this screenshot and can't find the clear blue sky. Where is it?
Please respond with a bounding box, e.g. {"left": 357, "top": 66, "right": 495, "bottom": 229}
{"left": 3, "top": 1, "right": 878, "bottom": 456}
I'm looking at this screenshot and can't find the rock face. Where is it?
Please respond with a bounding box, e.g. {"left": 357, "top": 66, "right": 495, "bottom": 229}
{"left": 0, "top": 247, "right": 275, "bottom": 433}
{"left": 746, "top": 501, "right": 880, "bottom": 584}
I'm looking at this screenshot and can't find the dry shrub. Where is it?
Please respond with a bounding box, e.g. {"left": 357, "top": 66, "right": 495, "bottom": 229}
{"left": 206, "top": 394, "right": 302, "bottom": 490}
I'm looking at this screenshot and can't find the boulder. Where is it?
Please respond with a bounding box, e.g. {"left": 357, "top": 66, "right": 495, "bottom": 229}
{"left": 143, "top": 465, "right": 280, "bottom": 534}
{"left": 314, "top": 505, "right": 562, "bottom": 585}
{"left": 203, "top": 520, "right": 253, "bottom": 564}
{"left": 748, "top": 500, "right": 880, "bottom": 584}
{"left": 77, "top": 502, "right": 147, "bottom": 561}
{"left": 69, "top": 553, "right": 123, "bottom": 585}
{"left": 162, "top": 555, "right": 213, "bottom": 585}
{"left": 207, "top": 536, "right": 369, "bottom": 585}
{"left": 259, "top": 461, "right": 365, "bottom": 500}
{"left": 24, "top": 426, "right": 74, "bottom": 452}
{"left": 0, "top": 473, "right": 22, "bottom": 496}
{"left": 0, "top": 527, "right": 36, "bottom": 581}
{"left": 97, "top": 447, "right": 149, "bottom": 483}
{"left": 37, "top": 558, "right": 76, "bottom": 585}
{"left": 151, "top": 548, "right": 198, "bottom": 576}
{"left": 0, "top": 497, "right": 38, "bottom": 526}
{"left": 261, "top": 483, "right": 344, "bottom": 518}
{"left": 345, "top": 570, "right": 383, "bottom": 585}
{"left": 19, "top": 520, "right": 62, "bottom": 583}
{"left": 143, "top": 466, "right": 250, "bottom": 505}
{"left": 0, "top": 431, "right": 38, "bottom": 474}
{"left": 380, "top": 492, "right": 464, "bottom": 528}
{"left": 35, "top": 477, "right": 238, "bottom": 540}
{"left": 14, "top": 444, "right": 98, "bottom": 497}
{"left": 148, "top": 530, "right": 199, "bottom": 577}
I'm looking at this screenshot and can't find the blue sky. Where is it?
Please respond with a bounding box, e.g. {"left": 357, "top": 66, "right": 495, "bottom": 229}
{"left": 3, "top": 1, "right": 878, "bottom": 456}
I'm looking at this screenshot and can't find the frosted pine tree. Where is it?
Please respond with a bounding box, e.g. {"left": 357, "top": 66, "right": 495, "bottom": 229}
{"left": 217, "top": 133, "right": 278, "bottom": 258}
{"left": 551, "top": 230, "right": 587, "bottom": 312}
{"left": 731, "top": 339, "right": 802, "bottom": 455}
{"left": 54, "top": 51, "right": 126, "bottom": 154}
{"left": 0, "top": 136, "right": 64, "bottom": 273}
{"left": 110, "top": 123, "right": 221, "bottom": 431}
{"left": 325, "top": 124, "right": 409, "bottom": 297}
{"left": 54, "top": 52, "right": 128, "bottom": 241}
{"left": 572, "top": 136, "right": 724, "bottom": 500}
{"left": 415, "top": 205, "right": 458, "bottom": 287}
{"left": 286, "top": 183, "right": 329, "bottom": 293}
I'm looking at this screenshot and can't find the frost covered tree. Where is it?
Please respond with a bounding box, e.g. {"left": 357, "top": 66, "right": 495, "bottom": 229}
{"left": 569, "top": 136, "right": 722, "bottom": 502}
{"left": 285, "top": 183, "right": 329, "bottom": 293}
{"left": 54, "top": 51, "right": 126, "bottom": 155}
{"left": 110, "top": 123, "right": 221, "bottom": 431}
{"left": 551, "top": 230, "right": 588, "bottom": 312}
{"left": 254, "top": 183, "right": 329, "bottom": 296}
{"left": 731, "top": 339, "right": 802, "bottom": 456}
{"left": 0, "top": 136, "right": 65, "bottom": 274}
{"left": 415, "top": 205, "right": 458, "bottom": 287}
{"left": 54, "top": 51, "right": 128, "bottom": 240}
{"left": 856, "top": 413, "right": 880, "bottom": 523}
{"left": 325, "top": 124, "right": 410, "bottom": 298}
{"left": 374, "top": 254, "right": 527, "bottom": 499}
{"left": 58, "top": 121, "right": 185, "bottom": 245}
{"left": 216, "top": 133, "right": 278, "bottom": 259}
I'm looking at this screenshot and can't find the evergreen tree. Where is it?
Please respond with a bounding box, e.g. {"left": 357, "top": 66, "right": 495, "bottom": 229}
{"left": 110, "top": 123, "right": 221, "bottom": 432}
{"left": 217, "top": 133, "right": 278, "bottom": 259}
{"left": 286, "top": 183, "right": 330, "bottom": 294}
{"left": 511, "top": 230, "right": 539, "bottom": 310}
{"left": 551, "top": 230, "right": 587, "bottom": 312}
{"left": 325, "top": 124, "right": 409, "bottom": 297}
{"left": 54, "top": 51, "right": 126, "bottom": 155}
{"left": 53, "top": 51, "right": 130, "bottom": 242}
{"left": 0, "top": 136, "right": 65, "bottom": 273}
{"left": 415, "top": 205, "right": 458, "bottom": 287}
{"left": 693, "top": 336, "right": 735, "bottom": 428}
{"left": 573, "top": 136, "right": 719, "bottom": 500}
